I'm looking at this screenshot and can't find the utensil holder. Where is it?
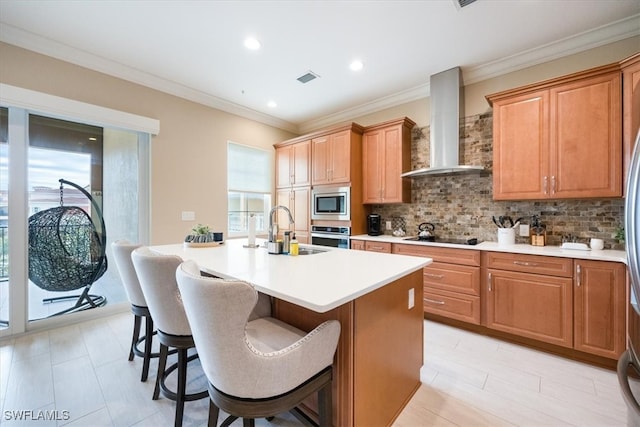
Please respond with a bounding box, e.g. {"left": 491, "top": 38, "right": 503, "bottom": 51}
{"left": 497, "top": 228, "right": 516, "bottom": 246}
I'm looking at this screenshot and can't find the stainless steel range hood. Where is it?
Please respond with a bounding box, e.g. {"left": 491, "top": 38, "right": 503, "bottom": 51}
{"left": 401, "top": 67, "right": 483, "bottom": 177}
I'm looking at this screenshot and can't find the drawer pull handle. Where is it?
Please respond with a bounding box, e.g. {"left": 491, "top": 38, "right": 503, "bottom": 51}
{"left": 424, "top": 273, "right": 444, "bottom": 279}
{"left": 488, "top": 272, "right": 492, "bottom": 292}
{"left": 513, "top": 261, "right": 538, "bottom": 267}
{"left": 424, "top": 298, "right": 445, "bottom": 305}
{"left": 576, "top": 264, "right": 581, "bottom": 287}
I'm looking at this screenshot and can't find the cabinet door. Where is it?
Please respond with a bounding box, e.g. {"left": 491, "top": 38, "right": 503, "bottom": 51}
{"left": 291, "top": 140, "right": 311, "bottom": 186}
{"left": 276, "top": 145, "right": 293, "bottom": 188}
{"left": 492, "top": 90, "right": 550, "bottom": 200}
{"left": 623, "top": 55, "right": 640, "bottom": 193}
{"left": 351, "top": 240, "right": 366, "bottom": 251}
{"left": 574, "top": 260, "right": 625, "bottom": 358}
{"left": 328, "top": 130, "right": 351, "bottom": 184}
{"left": 364, "top": 241, "right": 391, "bottom": 253}
{"left": 550, "top": 72, "right": 622, "bottom": 198}
{"left": 292, "top": 187, "right": 310, "bottom": 239}
{"left": 381, "top": 125, "right": 403, "bottom": 203}
{"left": 424, "top": 288, "right": 480, "bottom": 325}
{"left": 362, "top": 130, "right": 383, "bottom": 203}
{"left": 312, "top": 136, "right": 330, "bottom": 184}
{"left": 484, "top": 269, "right": 573, "bottom": 348}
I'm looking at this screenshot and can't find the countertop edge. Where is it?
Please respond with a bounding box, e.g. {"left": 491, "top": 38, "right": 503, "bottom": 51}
{"left": 351, "top": 234, "right": 628, "bottom": 264}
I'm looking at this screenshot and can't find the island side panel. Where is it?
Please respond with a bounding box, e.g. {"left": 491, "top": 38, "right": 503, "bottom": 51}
{"left": 354, "top": 269, "right": 424, "bottom": 427}
{"left": 273, "top": 299, "right": 355, "bottom": 427}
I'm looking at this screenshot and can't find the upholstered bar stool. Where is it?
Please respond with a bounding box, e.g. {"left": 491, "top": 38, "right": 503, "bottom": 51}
{"left": 111, "top": 240, "right": 157, "bottom": 382}
{"left": 131, "top": 247, "right": 208, "bottom": 427}
{"left": 176, "top": 260, "right": 341, "bottom": 427}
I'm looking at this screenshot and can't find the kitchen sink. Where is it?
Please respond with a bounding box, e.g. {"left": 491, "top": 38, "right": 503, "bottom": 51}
{"left": 297, "top": 247, "right": 328, "bottom": 255}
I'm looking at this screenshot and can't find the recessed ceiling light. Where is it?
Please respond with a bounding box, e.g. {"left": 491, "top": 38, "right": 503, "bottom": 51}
{"left": 349, "top": 60, "right": 364, "bottom": 71}
{"left": 244, "top": 37, "right": 261, "bottom": 50}
{"left": 267, "top": 100, "right": 277, "bottom": 108}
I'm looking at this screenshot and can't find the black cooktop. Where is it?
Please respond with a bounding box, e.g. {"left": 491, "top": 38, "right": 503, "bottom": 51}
{"left": 403, "top": 236, "right": 480, "bottom": 246}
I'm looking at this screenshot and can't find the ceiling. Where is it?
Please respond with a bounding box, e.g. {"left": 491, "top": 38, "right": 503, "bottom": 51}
{"left": 1, "top": 0, "right": 639, "bottom": 134}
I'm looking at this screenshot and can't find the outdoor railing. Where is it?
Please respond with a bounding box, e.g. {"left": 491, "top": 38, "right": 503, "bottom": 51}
{"left": 0, "top": 226, "right": 6, "bottom": 281}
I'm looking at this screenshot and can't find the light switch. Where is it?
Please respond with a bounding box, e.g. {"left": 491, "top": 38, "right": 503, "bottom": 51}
{"left": 408, "top": 288, "right": 415, "bottom": 309}
{"left": 181, "top": 211, "right": 195, "bottom": 221}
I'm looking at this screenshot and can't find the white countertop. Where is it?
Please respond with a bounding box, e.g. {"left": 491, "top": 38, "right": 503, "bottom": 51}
{"left": 149, "top": 239, "right": 430, "bottom": 313}
{"left": 351, "top": 234, "right": 628, "bottom": 264}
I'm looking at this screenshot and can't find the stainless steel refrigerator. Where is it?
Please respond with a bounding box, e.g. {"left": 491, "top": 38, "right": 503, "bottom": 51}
{"left": 618, "top": 129, "right": 640, "bottom": 425}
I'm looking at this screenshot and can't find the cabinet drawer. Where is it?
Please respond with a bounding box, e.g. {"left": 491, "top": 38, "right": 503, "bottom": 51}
{"left": 392, "top": 244, "right": 480, "bottom": 266}
{"left": 365, "top": 241, "right": 392, "bottom": 253}
{"left": 424, "top": 262, "right": 480, "bottom": 296}
{"left": 423, "top": 288, "right": 480, "bottom": 325}
{"left": 483, "top": 252, "right": 573, "bottom": 277}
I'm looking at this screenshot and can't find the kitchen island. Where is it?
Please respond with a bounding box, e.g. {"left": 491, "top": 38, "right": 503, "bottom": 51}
{"left": 149, "top": 239, "right": 430, "bottom": 427}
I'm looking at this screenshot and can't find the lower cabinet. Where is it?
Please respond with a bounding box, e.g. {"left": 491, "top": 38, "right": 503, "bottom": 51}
{"left": 350, "top": 239, "right": 365, "bottom": 251}
{"left": 573, "top": 259, "right": 626, "bottom": 359}
{"left": 393, "top": 244, "right": 481, "bottom": 325}
{"left": 483, "top": 252, "right": 626, "bottom": 359}
{"left": 364, "top": 241, "right": 391, "bottom": 253}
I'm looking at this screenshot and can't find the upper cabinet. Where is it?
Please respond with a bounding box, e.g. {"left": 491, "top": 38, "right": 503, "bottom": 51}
{"left": 312, "top": 128, "right": 357, "bottom": 185}
{"left": 487, "top": 64, "right": 622, "bottom": 200}
{"left": 275, "top": 139, "right": 311, "bottom": 188}
{"left": 362, "top": 117, "right": 415, "bottom": 204}
{"left": 621, "top": 53, "right": 640, "bottom": 194}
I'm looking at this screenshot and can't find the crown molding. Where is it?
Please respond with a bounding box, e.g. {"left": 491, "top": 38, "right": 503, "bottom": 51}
{"left": 0, "top": 24, "right": 299, "bottom": 134}
{"left": 298, "top": 13, "right": 640, "bottom": 132}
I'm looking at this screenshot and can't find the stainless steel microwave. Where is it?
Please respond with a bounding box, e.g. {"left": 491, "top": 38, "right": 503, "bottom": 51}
{"left": 311, "top": 186, "right": 350, "bottom": 221}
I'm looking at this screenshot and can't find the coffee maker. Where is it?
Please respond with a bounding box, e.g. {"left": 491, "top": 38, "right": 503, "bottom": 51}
{"left": 367, "top": 214, "right": 382, "bottom": 236}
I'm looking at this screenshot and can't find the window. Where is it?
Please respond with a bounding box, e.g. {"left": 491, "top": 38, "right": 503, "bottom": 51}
{"left": 227, "top": 142, "right": 271, "bottom": 237}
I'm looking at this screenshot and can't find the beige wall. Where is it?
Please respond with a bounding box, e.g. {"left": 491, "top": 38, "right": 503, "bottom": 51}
{"left": 351, "top": 36, "right": 640, "bottom": 128}
{"left": 0, "top": 42, "right": 296, "bottom": 244}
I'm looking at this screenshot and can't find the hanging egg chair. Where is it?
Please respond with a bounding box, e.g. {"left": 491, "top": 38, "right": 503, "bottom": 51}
{"left": 28, "top": 179, "right": 107, "bottom": 316}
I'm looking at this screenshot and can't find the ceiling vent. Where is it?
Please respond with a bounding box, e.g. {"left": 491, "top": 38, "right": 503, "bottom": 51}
{"left": 454, "top": 0, "right": 478, "bottom": 8}
{"left": 297, "top": 71, "right": 320, "bottom": 84}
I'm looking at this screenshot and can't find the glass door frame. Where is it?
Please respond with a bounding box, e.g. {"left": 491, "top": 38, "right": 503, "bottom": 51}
{"left": 0, "top": 84, "right": 157, "bottom": 338}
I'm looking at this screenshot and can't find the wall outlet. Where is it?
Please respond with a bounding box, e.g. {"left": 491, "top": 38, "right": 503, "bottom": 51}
{"left": 519, "top": 224, "right": 530, "bottom": 237}
{"left": 181, "top": 211, "right": 195, "bottom": 221}
{"left": 386, "top": 221, "right": 392, "bottom": 230}
{"left": 408, "top": 288, "right": 415, "bottom": 309}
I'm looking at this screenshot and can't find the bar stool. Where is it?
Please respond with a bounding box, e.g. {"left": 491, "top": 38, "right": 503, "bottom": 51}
{"left": 131, "top": 247, "right": 208, "bottom": 427}
{"left": 176, "top": 259, "right": 341, "bottom": 427}
{"left": 111, "top": 239, "right": 157, "bottom": 382}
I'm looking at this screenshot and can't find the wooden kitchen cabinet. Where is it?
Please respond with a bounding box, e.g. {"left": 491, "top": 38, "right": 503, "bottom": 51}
{"left": 488, "top": 64, "right": 622, "bottom": 200}
{"left": 275, "top": 140, "right": 311, "bottom": 188}
{"left": 393, "top": 243, "right": 481, "bottom": 324}
{"left": 350, "top": 240, "right": 365, "bottom": 251}
{"left": 573, "top": 260, "right": 625, "bottom": 359}
{"left": 621, "top": 53, "right": 640, "bottom": 193}
{"left": 362, "top": 117, "right": 415, "bottom": 204}
{"left": 364, "top": 241, "right": 391, "bottom": 253}
{"left": 276, "top": 187, "right": 310, "bottom": 243}
{"left": 483, "top": 252, "right": 574, "bottom": 348}
{"left": 312, "top": 130, "right": 352, "bottom": 185}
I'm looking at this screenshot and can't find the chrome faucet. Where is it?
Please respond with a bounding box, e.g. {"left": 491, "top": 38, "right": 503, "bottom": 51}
{"left": 268, "top": 205, "right": 294, "bottom": 242}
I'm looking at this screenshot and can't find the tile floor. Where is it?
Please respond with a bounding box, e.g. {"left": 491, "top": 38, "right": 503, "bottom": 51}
{"left": 0, "top": 312, "right": 632, "bottom": 426}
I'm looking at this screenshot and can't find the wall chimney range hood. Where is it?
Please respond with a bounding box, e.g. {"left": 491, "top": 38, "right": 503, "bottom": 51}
{"left": 401, "top": 67, "right": 483, "bottom": 178}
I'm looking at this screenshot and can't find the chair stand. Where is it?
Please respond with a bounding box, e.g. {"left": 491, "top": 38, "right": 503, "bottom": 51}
{"left": 129, "top": 304, "right": 162, "bottom": 382}
{"left": 154, "top": 332, "right": 208, "bottom": 427}
{"left": 42, "top": 285, "right": 106, "bottom": 317}
{"left": 207, "top": 366, "right": 333, "bottom": 427}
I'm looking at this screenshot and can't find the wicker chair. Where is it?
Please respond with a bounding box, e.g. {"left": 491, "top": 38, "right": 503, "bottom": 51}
{"left": 27, "top": 179, "right": 107, "bottom": 316}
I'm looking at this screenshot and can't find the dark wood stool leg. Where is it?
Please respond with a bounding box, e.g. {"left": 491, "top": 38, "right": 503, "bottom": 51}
{"left": 318, "top": 380, "right": 333, "bottom": 427}
{"left": 242, "top": 418, "right": 254, "bottom": 427}
{"left": 141, "top": 315, "right": 154, "bottom": 381}
{"left": 207, "top": 399, "right": 219, "bottom": 427}
{"left": 174, "top": 348, "right": 188, "bottom": 427}
{"left": 129, "top": 314, "right": 142, "bottom": 361}
{"left": 154, "top": 343, "right": 169, "bottom": 400}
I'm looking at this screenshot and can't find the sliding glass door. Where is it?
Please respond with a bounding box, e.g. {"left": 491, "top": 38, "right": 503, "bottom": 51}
{"left": 0, "top": 105, "right": 149, "bottom": 335}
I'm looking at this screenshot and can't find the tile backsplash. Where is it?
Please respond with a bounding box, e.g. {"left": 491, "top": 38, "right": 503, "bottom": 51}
{"left": 369, "top": 113, "right": 625, "bottom": 250}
